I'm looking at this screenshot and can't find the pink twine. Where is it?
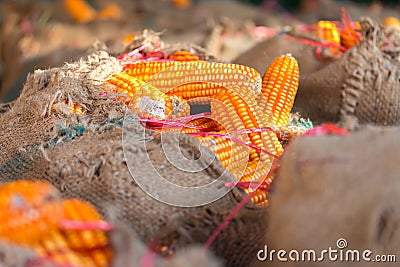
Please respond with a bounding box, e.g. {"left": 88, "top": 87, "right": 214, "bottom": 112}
{"left": 303, "top": 123, "right": 348, "bottom": 136}
{"left": 252, "top": 26, "right": 278, "bottom": 39}
{"left": 188, "top": 131, "right": 279, "bottom": 159}
{"left": 59, "top": 220, "right": 113, "bottom": 231}
{"left": 204, "top": 191, "right": 254, "bottom": 250}
{"left": 139, "top": 248, "right": 157, "bottom": 267}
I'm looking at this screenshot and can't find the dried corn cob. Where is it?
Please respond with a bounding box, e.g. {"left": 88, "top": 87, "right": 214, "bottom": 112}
{"left": 0, "top": 181, "right": 112, "bottom": 267}
{"left": 339, "top": 8, "right": 361, "bottom": 49}
{"left": 166, "top": 82, "right": 228, "bottom": 102}
{"left": 168, "top": 50, "right": 200, "bottom": 61}
{"left": 145, "top": 61, "right": 262, "bottom": 96}
{"left": 0, "top": 180, "right": 62, "bottom": 245}
{"left": 123, "top": 61, "right": 180, "bottom": 82}
{"left": 250, "top": 189, "right": 269, "bottom": 206}
{"left": 197, "top": 135, "right": 249, "bottom": 179}
{"left": 258, "top": 54, "right": 299, "bottom": 127}
{"left": 106, "top": 53, "right": 301, "bottom": 207}
{"left": 107, "top": 72, "right": 188, "bottom": 119}
{"left": 315, "top": 21, "right": 341, "bottom": 44}
{"left": 106, "top": 72, "right": 145, "bottom": 99}
{"left": 178, "top": 117, "right": 224, "bottom": 133}
{"left": 340, "top": 22, "right": 360, "bottom": 48}
{"left": 314, "top": 20, "right": 342, "bottom": 54}
{"left": 63, "top": 0, "right": 97, "bottom": 23}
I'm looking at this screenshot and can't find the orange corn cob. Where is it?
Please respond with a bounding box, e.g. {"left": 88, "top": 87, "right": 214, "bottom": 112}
{"left": 209, "top": 88, "right": 279, "bottom": 196}
{"left": 0, "top": 181, "right": 112, "bottom": 267}
{"left": 198, "top": 136, "right": 249, "bottom": 180}
{"left": 32, "top": 199, "right": 112, "bottom": 267}
{"left": 123, "top": 61, "right": 180, "bottom": 82}
{"left": 107, "top": 72, "right": 187, "bottom": 119}
{"left": 210, "top": 91, "right": 264, "bottom": 161}
{"left": 315, "top": 20, "right": 341, "bottom": 54}
{"left": 339, "top": 8, "right": 361, "bottom": 49}
{"left": 145, "top": 61, "right": 262, "bottom": 97}
{"left": 315, "top": 21, "right": 341, "bottom": 44}
{"left": 166, "top": 82, "right": 227, "bottom": 102}
{"left": 106, "top": 72, "right": 143, "bottom": 100}
{"left": 251, "top": 190, "right": 268, "bottom": 206}
{"left": 105, "top": 54, "right": 302, "bottom": 207}
{"left": 168, "top": 50, "right": 200, "bottom": 61}
{"left": 340, "top": 22, "right": 360, "bottom": 48}
{"left": 63, "top": 0, "right": 96, "bottom": 23}
{"left": 0, "top": 180, "right": 62, "bottom": 245}
{"left": 178, "top": 117, "right": 224, "bottom": 133}
{"left": 382, "top": 17, "right": 400, "bottom": 29}
{"left": 258, "top": 54, "right": 299, "bottom": 127}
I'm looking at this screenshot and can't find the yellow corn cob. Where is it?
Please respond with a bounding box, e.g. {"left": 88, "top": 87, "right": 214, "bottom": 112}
{"left": 251, "top": 190, "right": 268, "bottom": 206}
{"left": 166, "top": 82, "right": 226, "bottom": 101}
{"left": 211, "top": 87, "right": 279, "bottom": 161}
{"left": 32, "top": 202, "right": 111, "bottom": 267}
{"left": 58, "top": 199, "right": 112, "bottom": 267}
{"left": 315, "top": 20, "right": 341, "bottom": 53}
{"left": 145, "top": 61, "right": 262, "bottom": 97}
{"left": 128, "top": 85, "right": 175, "bottom": 119}
{"left": 34, "top": 200, "right": 111, "bottom": 267}
{"left": 315, "top": 21, "right": 341, "bottom": 42}
{"left": 123, "top": 61, "right": 180, "bottom": 82}
{"left": 61, "top": 199, "right": 109, "bottom": 250}
{"left": 198, "top": 136, "right": 249, "bottom": 179}
{"left": 107, "top": 72, "right": 187, "bottom": 119}
{"left": 258, "top": 54, "right": 299, "bottom": 127}
{"left": 106, "top": 72, "right": 144, "bottom": 99}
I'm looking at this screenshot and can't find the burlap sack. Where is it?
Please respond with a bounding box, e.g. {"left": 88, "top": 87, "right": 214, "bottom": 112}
{"left": 110, "top": 224, "right": 222, "bottom": 267}
{"left": 260, "top": 126, "right": 400, "bottom": 267}
{"left": 233, "top": 32, "right": 335, "bottom": 76}
{"left": 294, "top": 18, "right": 400, "bottom": 126}
{"left": 0, "top": 44, "right": 267, "bottom": 266}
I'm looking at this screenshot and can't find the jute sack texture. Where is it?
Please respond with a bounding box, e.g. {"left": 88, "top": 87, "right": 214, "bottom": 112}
{"left": 263, "top": 126, "right": 400, "bottom": 267}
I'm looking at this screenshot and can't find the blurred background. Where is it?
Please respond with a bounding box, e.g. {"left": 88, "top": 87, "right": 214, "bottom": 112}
{"left": 0, "top": 0, "right": 399, "bottom": 102}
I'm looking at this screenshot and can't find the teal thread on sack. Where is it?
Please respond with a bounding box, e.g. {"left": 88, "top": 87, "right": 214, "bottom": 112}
{"left": 0, "top": 118, "right": 128, "bottom": 180}
{"left": 0, "top": 145, "right": 42, "bottom": 180}
{"left": 1, "top": 125, "right": 88, "bottom": 180}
